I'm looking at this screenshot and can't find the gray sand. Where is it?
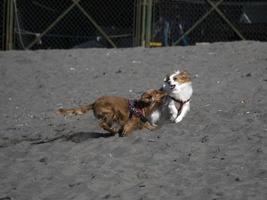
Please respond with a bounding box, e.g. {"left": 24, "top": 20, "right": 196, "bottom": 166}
{"left": 0, "top": 41, "right": 267, "bottom": 200}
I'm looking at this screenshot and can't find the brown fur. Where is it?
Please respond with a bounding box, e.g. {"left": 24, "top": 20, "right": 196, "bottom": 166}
{"left": 57, "top": 89, "right": 167, "bottom": 136}
{"left": 174, "top": 71, "right": 191, "bottom": 84}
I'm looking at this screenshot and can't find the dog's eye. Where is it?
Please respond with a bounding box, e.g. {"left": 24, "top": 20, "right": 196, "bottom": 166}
{"left": 173, "top": 77, "right": 177, "bottom": 80}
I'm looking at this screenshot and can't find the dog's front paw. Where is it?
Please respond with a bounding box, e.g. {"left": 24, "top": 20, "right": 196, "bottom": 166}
{"left": 118, "top": 129, "right": 126, "bottom": 137}
{"left": 170, "top": 114, "right": 177, "bottom": 122}
{"left": 144, "top": 122, "right": 158, "bottom": 131}
{"left": 150, "top": 124, "right": 158, "bottom": 131}
{"left": 174, "top": 116, "right": 183, "bottom": 123}
{"left": 118, "top": 125, "right": 133, "bottom": 137}
{"left": 118, "top": 127, "right": 125, "bottom": 137}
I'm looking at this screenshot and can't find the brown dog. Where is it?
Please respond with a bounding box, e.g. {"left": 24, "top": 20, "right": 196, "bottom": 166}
{"left": 57, "top": 89, "right": 167, "bottom": 136}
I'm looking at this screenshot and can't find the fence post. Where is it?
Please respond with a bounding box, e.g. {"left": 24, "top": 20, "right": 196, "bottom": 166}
{"left": 5, "top": 0, "right": 14, "bottom": 50}
{"left": 141, "top": 0, "right": 147, "bottom": 47}
{"left": 145, "top": 0, "right": 152, "bottom": 47}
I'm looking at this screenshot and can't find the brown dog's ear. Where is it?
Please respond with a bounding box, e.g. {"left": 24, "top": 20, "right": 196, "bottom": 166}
{"left": 140, "top": 90, "right": 153, "bottom": 104}
{"left": 140, "top": 89, "right": 167, "bottom": 103}
{"left": 157, "top": 90, "right": 167, "bottom": 100}
{"left": 150, "top": 90, "right": 167, "bottom": 102}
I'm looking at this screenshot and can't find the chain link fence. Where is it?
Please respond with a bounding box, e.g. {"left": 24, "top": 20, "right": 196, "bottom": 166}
{"left": 11, "top": 0, "right": 136, "bottom": 49}
{"left": 150, "top": 0, "right": 267, "bottom": 47}
{"left": 1, "top": 0, "right": 267, "bottom": 50}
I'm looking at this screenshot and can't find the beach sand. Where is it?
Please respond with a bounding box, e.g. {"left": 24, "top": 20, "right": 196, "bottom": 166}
{"left": 0, "top": 41, "right": 266, "bottom": 200}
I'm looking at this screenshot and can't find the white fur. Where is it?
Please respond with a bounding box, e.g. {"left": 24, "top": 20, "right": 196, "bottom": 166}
{"left": 149, "top": 70, "right": 193, "bottom": 125}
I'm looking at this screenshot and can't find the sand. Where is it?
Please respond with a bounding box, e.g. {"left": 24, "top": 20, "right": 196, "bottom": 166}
{"left": 0, "top": 41, "right": 267, "bottom": 200}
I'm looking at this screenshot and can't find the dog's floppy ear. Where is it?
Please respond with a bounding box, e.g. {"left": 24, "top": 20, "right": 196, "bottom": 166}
{"left": 177, "top": 70, "right": 191, "bottom": 83}
{"left": 140, "top": 90, "right": 154, "bottom": 104}
{"left": 163, "top": 76, "right": 167, "bottom": 82}
{"left": 164, "top": 74, "right": 170, "bottom": 82}
{"left": 140, "top": 89, "right": 167, "bottom": 103}
{"left": 181, "top": 70, "right": 189, "bottom": 76}
{"left": 157, "top": 90, "right": 167, "bottom": 99}
{"left": 153, "top": 90, "right": 167, "bottom": 101}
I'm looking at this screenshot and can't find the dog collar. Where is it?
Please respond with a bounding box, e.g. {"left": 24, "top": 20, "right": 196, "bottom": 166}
{"left": 170, "top": 96, "right": 190, "bottom": 104}
{"left": 128, "top": 100, "right": 148, "bottom": 123}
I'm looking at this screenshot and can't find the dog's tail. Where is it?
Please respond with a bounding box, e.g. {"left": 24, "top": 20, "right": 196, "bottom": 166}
{"left": 56, "top": 103, "right": 93, "bottom": 117}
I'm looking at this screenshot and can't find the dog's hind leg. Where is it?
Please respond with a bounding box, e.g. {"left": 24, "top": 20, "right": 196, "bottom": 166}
{"left": 99, "top": 120, "right": 117, "bottom": 135}
{"left": 98, "top": 113, "right": 119, "bottom": 135}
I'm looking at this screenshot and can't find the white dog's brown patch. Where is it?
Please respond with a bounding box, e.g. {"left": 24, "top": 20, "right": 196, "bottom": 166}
{"left": 174, "top": 71, "right": 191, "bottom": 84}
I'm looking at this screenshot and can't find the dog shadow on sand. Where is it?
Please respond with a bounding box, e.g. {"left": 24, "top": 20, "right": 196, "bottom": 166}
{"left": 31, "top": 131, "right": 113, "bottom": 145}
{"left": 65, "top": 131, "right": 114, "bottom": 143}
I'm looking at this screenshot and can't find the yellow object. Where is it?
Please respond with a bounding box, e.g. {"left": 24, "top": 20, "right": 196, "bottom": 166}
{"left": 149, "top": 42, "right": 162, "bottom": 47}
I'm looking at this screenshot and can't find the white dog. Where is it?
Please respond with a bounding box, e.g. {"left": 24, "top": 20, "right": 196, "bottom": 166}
{"left": 149, "top": 70, "right": 193, "bottom": 125}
